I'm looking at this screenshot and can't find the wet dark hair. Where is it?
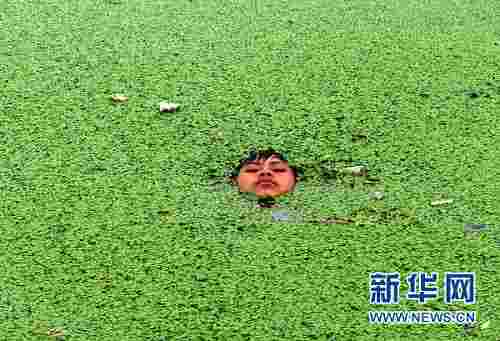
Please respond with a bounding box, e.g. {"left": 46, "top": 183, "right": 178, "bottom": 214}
{"left": 229, "top": 148, "right": 302, "bottom": 180}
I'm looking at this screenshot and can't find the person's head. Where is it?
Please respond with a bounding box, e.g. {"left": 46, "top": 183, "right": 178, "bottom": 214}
{"left": 230, "top": 148, "right": 301, "bottom": 198}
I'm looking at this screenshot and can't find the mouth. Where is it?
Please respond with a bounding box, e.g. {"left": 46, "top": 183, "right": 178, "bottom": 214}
{"left": 257, "top": 181, "right": 275, "bottom": 186}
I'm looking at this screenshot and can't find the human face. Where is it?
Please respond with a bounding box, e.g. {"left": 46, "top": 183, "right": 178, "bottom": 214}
{"left": 234, "top": 155, "right": 297, "bottom": 198}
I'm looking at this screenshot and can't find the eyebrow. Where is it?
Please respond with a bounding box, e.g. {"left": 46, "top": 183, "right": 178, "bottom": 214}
{"left": 244, "top": 161, "right": 287, "bottom": 166}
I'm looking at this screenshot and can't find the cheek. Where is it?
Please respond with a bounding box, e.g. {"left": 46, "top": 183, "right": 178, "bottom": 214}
{"left": 238, "top": 175, "right": 256, "bottom": 188}
{"left": 277, "top": 174, "right": 296, "bottom": 188}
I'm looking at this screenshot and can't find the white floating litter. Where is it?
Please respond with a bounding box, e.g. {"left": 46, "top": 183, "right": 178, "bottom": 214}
{"left": 369, "top": 191, "right": 384, "bottom": 200}
{"left": 430, "top": 199, "right": 453, "bottom": 206}
{"left": 341, "top": 166, "right": 368, "bottom": 176}
{"left": 159, "top": 102, "right": 179, "bottom": 113}
{"left": 111, "top": 94, "right": 128, "bottom": 102}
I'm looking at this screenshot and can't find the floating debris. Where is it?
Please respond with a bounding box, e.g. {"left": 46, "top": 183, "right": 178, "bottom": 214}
{"left": 272, "top": 211, "right": 289, "bottom": 222}
{"left": 464, "top": 231, "right": 481, "bottom": 240}
{"left": 47, "top": 327, "right": 65, "bottom": 337}
{"left": 110, "top": 94, "right": 128, "bottom": 102}
{"left": 158, "top": 208, "right": 176, "bottom": 224}
{"left": 462, "top": 321, "right": 481, "bottom": 337}
{"left": 209, "top": 128, "right": 224, "bottom": 141}
{"left": 351, "top": 131, "right": 368, "bottom": 143}
{"left": 340, "top": 165, "right": 368, "bottom": 176}
{"left": 369, "top": 191, "right": 384, "bottom": 200}
{"left": 364, "top": 176, "right": 381, "bottom": 184}
{"left": 430, "top": 199, "right": 453, "bottom": 206}
{"left": 464, "top": 223, "right": 489, "bottom": 231}
{"left": 159, "top": 102, "right": 179, "bottom": 113}
{"left": 464, "top": 223, "right": 489, "bottom": 240}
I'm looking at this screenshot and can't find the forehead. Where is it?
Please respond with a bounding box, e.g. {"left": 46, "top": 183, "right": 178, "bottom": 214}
{"left": 243, "top": 155, "right": 289, "bottom": 166}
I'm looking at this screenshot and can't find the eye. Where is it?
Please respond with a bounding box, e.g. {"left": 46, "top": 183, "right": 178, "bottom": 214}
{"left": 245, "top": 168, "right": 259, "bottom": 173}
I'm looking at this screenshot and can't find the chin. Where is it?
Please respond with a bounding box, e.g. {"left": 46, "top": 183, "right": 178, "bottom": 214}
{"left": 256, "top": 192, "right": 280, "bottom": 198}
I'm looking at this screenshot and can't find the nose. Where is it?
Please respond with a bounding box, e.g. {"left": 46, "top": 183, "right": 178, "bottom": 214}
{"left": 258, "top": 168, "right": 272, "bottom": 176}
